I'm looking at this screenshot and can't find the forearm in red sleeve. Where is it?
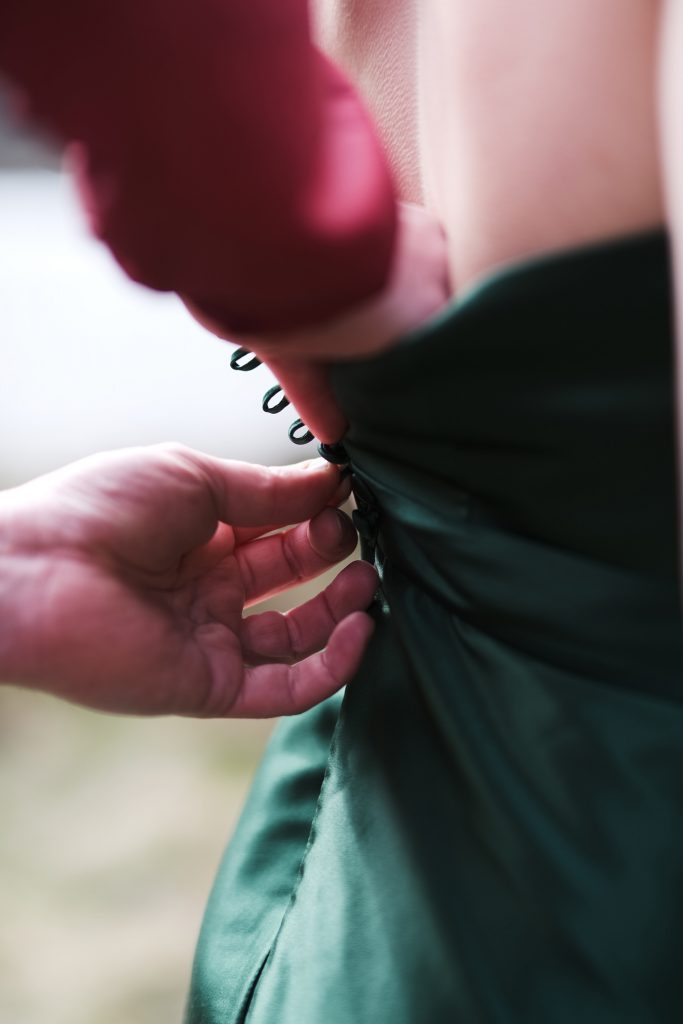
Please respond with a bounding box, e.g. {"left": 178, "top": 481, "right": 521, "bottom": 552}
{"left": 0, "top": 0, "right": 396, "bottom": 332}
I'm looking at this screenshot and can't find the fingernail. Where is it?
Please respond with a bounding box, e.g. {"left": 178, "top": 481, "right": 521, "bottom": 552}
{"left": 326, "top": 507, "right": 354, "bottom": 548}
{"left": 332, "top": 507, "right": 354, "bottom": 544}
{"left": 331, "top": 473, "right": 353, "bottom": 505}
{"left": 309, "top": 507, "right": 355, "bottom": 557}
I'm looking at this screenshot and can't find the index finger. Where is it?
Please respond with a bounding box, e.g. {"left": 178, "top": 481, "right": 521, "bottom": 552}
{"left": 180, "top": 453, "right": 349, "bottom": 529}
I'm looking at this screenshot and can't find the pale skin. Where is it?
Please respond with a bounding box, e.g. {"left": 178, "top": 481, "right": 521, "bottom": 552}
{"left": 232, "top": 0, "right": 683, "bottom": 470}
{"left": 0, "top": 446, "right": 378, "bottom": 717}
{"left": 313, "top": 0, "right": 663, "bottom": 289}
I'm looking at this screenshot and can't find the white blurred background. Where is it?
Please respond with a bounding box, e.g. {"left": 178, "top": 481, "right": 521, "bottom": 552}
{"left": 0, "top": 91, "right": 322, "bottom": 1023}
{"left": 0, "top": 115, "right": 309, "bottom": 484}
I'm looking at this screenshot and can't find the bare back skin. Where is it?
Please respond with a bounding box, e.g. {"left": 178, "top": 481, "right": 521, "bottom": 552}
{"left": 314, "top": 0, "right": 664, "bottom": 297}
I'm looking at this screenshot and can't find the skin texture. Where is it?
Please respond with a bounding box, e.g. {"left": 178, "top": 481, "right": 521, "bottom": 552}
{"left": 314, "top": 0, "right": 664, "bottom": 290}
{"left": 242, "top": 0, "right": 664, "bottom": 443}
{"left": 313, "top": 0, "right": 421, "bottom": 201}
{"left": 0, "top": 447, "right": 378, "bottom": 717}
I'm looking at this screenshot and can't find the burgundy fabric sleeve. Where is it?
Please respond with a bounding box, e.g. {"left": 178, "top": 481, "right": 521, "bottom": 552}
{"left": 0, "top": 0, "right": 396, "bottom": 332}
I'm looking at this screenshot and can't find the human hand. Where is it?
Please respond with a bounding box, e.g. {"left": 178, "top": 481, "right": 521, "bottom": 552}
{"left": 186, "top": 203, "right": 451, "bottom": 442}
{"left": 0, "top": 445, "right": 377, "bottom": 717}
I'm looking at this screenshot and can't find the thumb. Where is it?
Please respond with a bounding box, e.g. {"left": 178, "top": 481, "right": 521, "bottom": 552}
{"left": 178, "top": 450, "right": 348, "bottom": 528}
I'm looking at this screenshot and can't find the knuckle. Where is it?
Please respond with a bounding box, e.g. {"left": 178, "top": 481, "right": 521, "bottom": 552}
{"left": 279, "top": 528, "right": 305, "bottom": 581}
{"left": 284, "top": 608, "right": 305, "bottom": 657}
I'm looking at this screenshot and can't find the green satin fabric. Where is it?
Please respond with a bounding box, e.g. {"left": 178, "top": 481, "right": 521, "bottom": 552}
{"left": 186, "top": 232, "right": 683, "bottom": 1023}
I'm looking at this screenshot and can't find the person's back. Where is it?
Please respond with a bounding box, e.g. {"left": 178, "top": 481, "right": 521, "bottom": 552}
{"left": 315, "top": 0, "right": 663, "bottom": 295}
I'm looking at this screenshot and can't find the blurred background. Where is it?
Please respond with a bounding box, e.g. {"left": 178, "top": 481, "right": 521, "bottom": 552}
{"left": 0, "top": 90, "right": 325, "bottom": 1023}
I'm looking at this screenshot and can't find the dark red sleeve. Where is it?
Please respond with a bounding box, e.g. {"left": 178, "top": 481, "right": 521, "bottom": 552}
{"left": 0, "top": 0, "right": 396, "bottom": 332}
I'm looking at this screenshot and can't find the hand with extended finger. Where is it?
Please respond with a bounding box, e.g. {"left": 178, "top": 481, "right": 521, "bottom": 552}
{"left": 0, "top": 446, "right": 377, "bottom": 717}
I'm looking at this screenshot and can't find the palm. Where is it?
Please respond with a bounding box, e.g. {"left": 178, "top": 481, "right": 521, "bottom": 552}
{"left": 41, "top": 541, "right": 242, "bottom": 715}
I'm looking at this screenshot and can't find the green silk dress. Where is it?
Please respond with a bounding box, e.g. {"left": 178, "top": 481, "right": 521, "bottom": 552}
{"left": 186, "top": 232, "right": 683, "bottom": 1023}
